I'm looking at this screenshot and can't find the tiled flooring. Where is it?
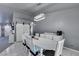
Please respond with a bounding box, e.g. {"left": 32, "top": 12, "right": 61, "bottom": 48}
{"left": 0, "top": 42, "right": 28, "bottom": 56}
{"left": 0, "top": 42, "right": 79, "bottom": 56}
{"left": 0, "top": 37, "right": 11, "bottom": 53}
{"left": 62, "top": 48, "right": 79, "bottom": 56}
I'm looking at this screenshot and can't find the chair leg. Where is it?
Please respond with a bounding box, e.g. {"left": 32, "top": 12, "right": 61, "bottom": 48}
{"left": 28, "top": 49, "right": 32, "bottom": 56}
{"left": 40, "top": 48, "right": 43, "bottom": 56}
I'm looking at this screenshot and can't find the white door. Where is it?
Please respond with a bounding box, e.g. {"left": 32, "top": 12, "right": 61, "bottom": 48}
{"left": 16, "top": 23, "right": 23, "bottom": 42}
{"left": 22, "top": 24, "right": 30, "bottom": 43}
{"left": 23, "top": 24, "right": 30, "bottom": 35}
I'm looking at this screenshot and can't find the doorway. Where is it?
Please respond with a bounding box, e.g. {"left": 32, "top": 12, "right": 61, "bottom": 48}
{"left": 0, "top": 23, "right": 11, "bottom": 53}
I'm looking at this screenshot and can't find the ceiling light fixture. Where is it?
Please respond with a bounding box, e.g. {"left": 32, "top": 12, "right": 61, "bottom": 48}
{"left": 34, "top": 13, "right": 45, "bottom": 21}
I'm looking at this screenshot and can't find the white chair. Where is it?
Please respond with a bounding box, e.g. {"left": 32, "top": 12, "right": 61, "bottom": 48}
{"left": 33, "top": 37, "right": 57, "bottom": 56}
{"left": 55, "top": 39, "right": 65, "bottom": 56}
{"left": 24, "top": 32, "right": 65, "bottom": 56}
{"left": 33, "top": 37, "right": 65, "bottom": 56}
{"left": 40, "top": 39, "right": 65, "bottom": 56}
{"left": 22, "top": 34, "right": 40, "bottom": 56}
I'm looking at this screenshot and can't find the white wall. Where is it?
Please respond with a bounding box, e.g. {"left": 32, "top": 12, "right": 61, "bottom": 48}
{"left": 34, "top": 6, "right": 79, "bottom": 51}
{"left": 13, "top": 11, "right": 33, "bottom": 24}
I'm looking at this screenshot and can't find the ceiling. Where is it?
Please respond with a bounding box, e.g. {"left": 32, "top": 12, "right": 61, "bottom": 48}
{"left": 0, "top": 3, "right": 79, "bottom": 17}
{"left": 0, "top": 3, "right": 54, "bottom": 16}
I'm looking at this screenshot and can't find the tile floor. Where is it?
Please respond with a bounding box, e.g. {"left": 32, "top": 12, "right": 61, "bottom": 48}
{"left": 0, "top": 42, "right": 28, "bottom": 56}
{"left": 62, "top": 47, "right": 79, "bottom": 56}
{"left": 0, "top": 42, "right": 79, "bottom": 56}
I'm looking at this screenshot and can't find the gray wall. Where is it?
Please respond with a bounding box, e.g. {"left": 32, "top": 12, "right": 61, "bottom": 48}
{"left": 34, "top": 6, "right": 79, "bottom": 51}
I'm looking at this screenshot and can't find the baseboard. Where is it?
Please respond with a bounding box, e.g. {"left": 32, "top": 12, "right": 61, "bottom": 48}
{"left": 64, "top": 47, "right": 79, "bottom": 53}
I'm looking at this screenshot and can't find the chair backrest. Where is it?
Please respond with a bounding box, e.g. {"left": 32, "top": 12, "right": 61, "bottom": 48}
{"left": 33, "top": 37, "right": 57, "bottom": 50}
{"left": 55, "top": 39, "right": 65, "bottom": 56}
{"left": 40, "top": 33, "right": 54, "bottom": 40}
